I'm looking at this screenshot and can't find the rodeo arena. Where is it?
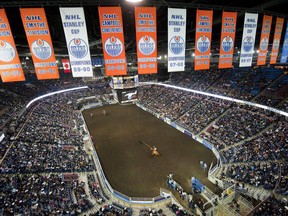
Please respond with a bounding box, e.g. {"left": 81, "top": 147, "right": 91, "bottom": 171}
{"left": 0, "top": 0, "right": 288, "bottom": 216}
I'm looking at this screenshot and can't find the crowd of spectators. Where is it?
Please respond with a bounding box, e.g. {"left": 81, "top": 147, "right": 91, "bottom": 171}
{"left": 251, "top": 196, "right": 288, "bottom": 216}
{"left": 139, "top": 85, "right": 231, "bottom": 134}
{"left": 221, "top": 120, "right": 287, "bottom": 163}
{"left": 0, "top": 95, "right": 96, "bottom": 174}
{"left": 208, "top": 106, "right": 272, "bottom": 146}
{"left": 220, "top": 162, "right": 282, "bottom": 190}
{"left": 0, "top": 174, "right": 92, "bottom": 215}
{"left": 0, "top": 68, "right": 287, "bottom": 215}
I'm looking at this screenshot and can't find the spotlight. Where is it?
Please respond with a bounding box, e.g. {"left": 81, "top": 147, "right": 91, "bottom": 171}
{"left": 126, "top": 0, "right": 143, "bottom": 2}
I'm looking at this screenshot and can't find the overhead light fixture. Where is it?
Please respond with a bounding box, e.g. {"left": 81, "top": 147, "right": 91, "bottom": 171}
{"left": 25, "top": 56, "right": 29, "bottom": 60}
{"left": 126, "top": 0, "right": 143, "bottom": 2}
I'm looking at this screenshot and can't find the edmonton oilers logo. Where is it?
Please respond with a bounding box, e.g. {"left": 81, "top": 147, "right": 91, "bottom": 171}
{"left": 221, "top": 36, "right": 233, "bottom": 52}
{"left": 196, "top": 36, "right": 210, "bottom": 53}
{"left": 104, "top": 37, "right": 123, "bottom": 57}
{"left": 169, "top": 36, "right": 184, "bottom": 55}
{"left": 222, "top": 36, "right": 233, "bottom": 52}
{"left": 260, "top": 37, "right": 268, "bottom": 51}
{"left": 273, "top": 38, "right": 280, "bottom": 50}
{"left": 283, "top": 38, "right": 288, "bottom": 51}
{"left": 139, "top": 36, "right": 155, "bottom": 55}
{"left": 0, "top": 40, "right": 16, "bottom": 62}
{"left": 31, "top": 39, "right": 52, "bottom": 60}
{"left": 69, "top": 38, "right": 88, "bottom": 59}
{"left": 243, "top": 36, "right": 254, "bottom": 52}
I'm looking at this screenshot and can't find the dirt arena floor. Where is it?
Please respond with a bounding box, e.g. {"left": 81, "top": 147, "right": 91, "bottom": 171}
{"left": 83, "top": 104, "right": 217, "bottom": 198}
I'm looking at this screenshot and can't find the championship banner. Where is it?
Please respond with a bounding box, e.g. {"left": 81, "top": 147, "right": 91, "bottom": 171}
{"left": 135, "top": 7, "right": 157, "bottom": 74}
{"left": 62, "top": 59, "right": 71, "bottom": 73}
{"left": 20, "top": 8, "right": 59, "bottom": 80}
{"left": 239, "top": 13, "right": 258, "bottom": 67}
{"left": 195, "top": 10, "right": 213, "bottom": 70}
{"left": 60, "top": 7, "right": 93, "bottom": 77}
{"left": 280, "top": 23, "right": 288, "bottom": 63}
{"left": 168, "top": 8, "right": 186, "bottom": 72}
{"left": 98, "top": 7, "right": 126, "bottom": 76}
{"left": 257, "top": 15, "right": 272, "bottom": 65}
{"left": 270, "top": 17, "right": 284, "bottom": 64}
{"left": 218, "top": 11, "right": 237, "bottom": 69}
{"left": 0, "top": 9, "right": 25, "bottom": 82}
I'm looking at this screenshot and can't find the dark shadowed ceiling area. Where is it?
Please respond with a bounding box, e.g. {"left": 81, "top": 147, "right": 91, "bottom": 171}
{"left": 1, "top": 0, "right": 288, "bottom": 57}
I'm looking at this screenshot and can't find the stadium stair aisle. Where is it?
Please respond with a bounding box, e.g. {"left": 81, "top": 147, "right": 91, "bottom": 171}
{"left": 198, "top": 108, "right": 232, "bottom": 136}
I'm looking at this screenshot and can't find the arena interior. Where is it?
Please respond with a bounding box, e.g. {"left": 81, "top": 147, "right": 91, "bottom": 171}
{"left": 0, "top": 0, "right": 288, "bottom": 216}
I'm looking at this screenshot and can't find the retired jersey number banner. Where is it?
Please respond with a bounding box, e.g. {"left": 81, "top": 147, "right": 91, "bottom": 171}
{"left": 98, "top": 7, "right": 126, "bottom": 76}
{"left": 195, "top": 10, "right": 213, "bottom": 70}
{"left": 135, "top": 7, "right": 157, "bottom": 74}
{"left": 280, "top": 23, "right": 288, "bottom": 63}
{"left": 239, "top": 13, "right": 258, "bottom": 67}
{"left": 168, "top": 8, "right": 186, "bottom": 72}
{"left": 60, "top": 7, "right": 93, "bottom": 77}
{"left": 0, "top": 9, "right": 25, "bottom": 82}
{"left": 20, "top": 8, "right": 59, "bottom": 80}
{"left": 257, "top": 15, "right": 272, "bottom": 65}
{"left": 270, "top": 17, "right": 284, "bottom": 64}
{"left": 218, "top": 11, "right": 237, "bottom": 69}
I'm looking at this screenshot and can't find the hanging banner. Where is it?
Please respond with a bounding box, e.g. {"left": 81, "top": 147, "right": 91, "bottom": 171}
{"left": 218, "top": 11, "right": 237, "bottom": 69}
{"left": 270, "top": 17, "right": 284, "bottom": 64}
{"left": 98, "top": 7, "right": 126, "bottom": 76}
{"left": 135, "top": 7, "right": 157, "bottom": 74}
{"left": 195, "top": 10, "right": 213, "bottom": 70}
{"left": 257, "top": 15, "right": 272, "bottom": 65}
{"left": 280, "top": 23, "right": 288, "bottom": 63}
{"left": 20, "top": 8, "right": 59, "bottom": 80}
{"left": 239, "top": 13, "right": 258, "bottom": 67}
{"left": 168, "top": 8, "right": 186, "bottom": 72}
{"left": 60, "top": 7, "right": 93, "bottom": 77}
{"left": 62, "top": 59, "right": 71, "bottom": 73}
{"left": 0, "top": 9, "right": 25, "bottom": 82}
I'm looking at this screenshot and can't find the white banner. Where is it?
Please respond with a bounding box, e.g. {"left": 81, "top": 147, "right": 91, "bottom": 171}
{"left": 168, "top": 8, "right": 186, "bottom": 72}
{"left": 59, "top": 7, "right": 93, "bottom": 77}
{"left": 239, "top": 13, "right": 258, "bottom": 67}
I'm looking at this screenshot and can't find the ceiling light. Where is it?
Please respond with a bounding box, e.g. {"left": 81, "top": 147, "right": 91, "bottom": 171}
{"left": 126, "top": 0, "right": 143, "bottom": 2}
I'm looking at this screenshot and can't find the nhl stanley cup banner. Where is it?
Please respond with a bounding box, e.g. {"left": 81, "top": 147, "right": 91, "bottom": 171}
{"left": 20, "top": 8, "right": 59, "bottom": 80}
{"left": 270, "top": 17, "right": 284, "bottom": 64}
{"left": 257, "top": 15, "right": 272, "bottom": 66}
{"left": 239, "top": 13, "right": 258, "bottom": 67}
{"left": 280, "top": 23, "right": 288, "bottom": 63}
{"left": 168, "top": 8, "right": 186, "bottom": 72}
{"left": 195, "top": 10, "right": 213, "bottom": 70}
{"left": 0, "top": 9, "right": 25, "bottom": 82}
{"left": 218, "top": 11, "right": 237, "bottom": 69}
{"left": 60, "top": 7, "right": 93, "bottom": 77}
{"left": 98, "top": 7, "right": 127, "bottom": 76}
{"left": 135, "top": 7, "right": 157, "bottom": 74}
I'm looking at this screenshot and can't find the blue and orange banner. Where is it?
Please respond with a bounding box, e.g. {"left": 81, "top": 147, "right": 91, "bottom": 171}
{"left": 20, "top": 8, "right": 59, "bottom": 80}
{"left": 270, "top": 17, "right": 284, "bottom": 64}
{"left": 135, "top": 7, "right": 157, "bottom": 74}
{"left": 0, "top": 9, "right": 25, "bottom": 82}
{"left": 280, "top": 22, "right": 288, "bottom": 63}
{"left": 257, "top": 15, "right": 272, "bottom": 65}
{"left": 218, "top": 11, "right": 237, "bottom": 69}
{"left": 195, "top": 10, "right": 213, "bottom": 70}
{"left": 98, "top": 7, "right": 126, "bottom": 76}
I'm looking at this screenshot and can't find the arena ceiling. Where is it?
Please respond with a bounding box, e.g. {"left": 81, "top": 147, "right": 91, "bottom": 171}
{"left": 1, "top": 0, "right": 288, "bottom": 58}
